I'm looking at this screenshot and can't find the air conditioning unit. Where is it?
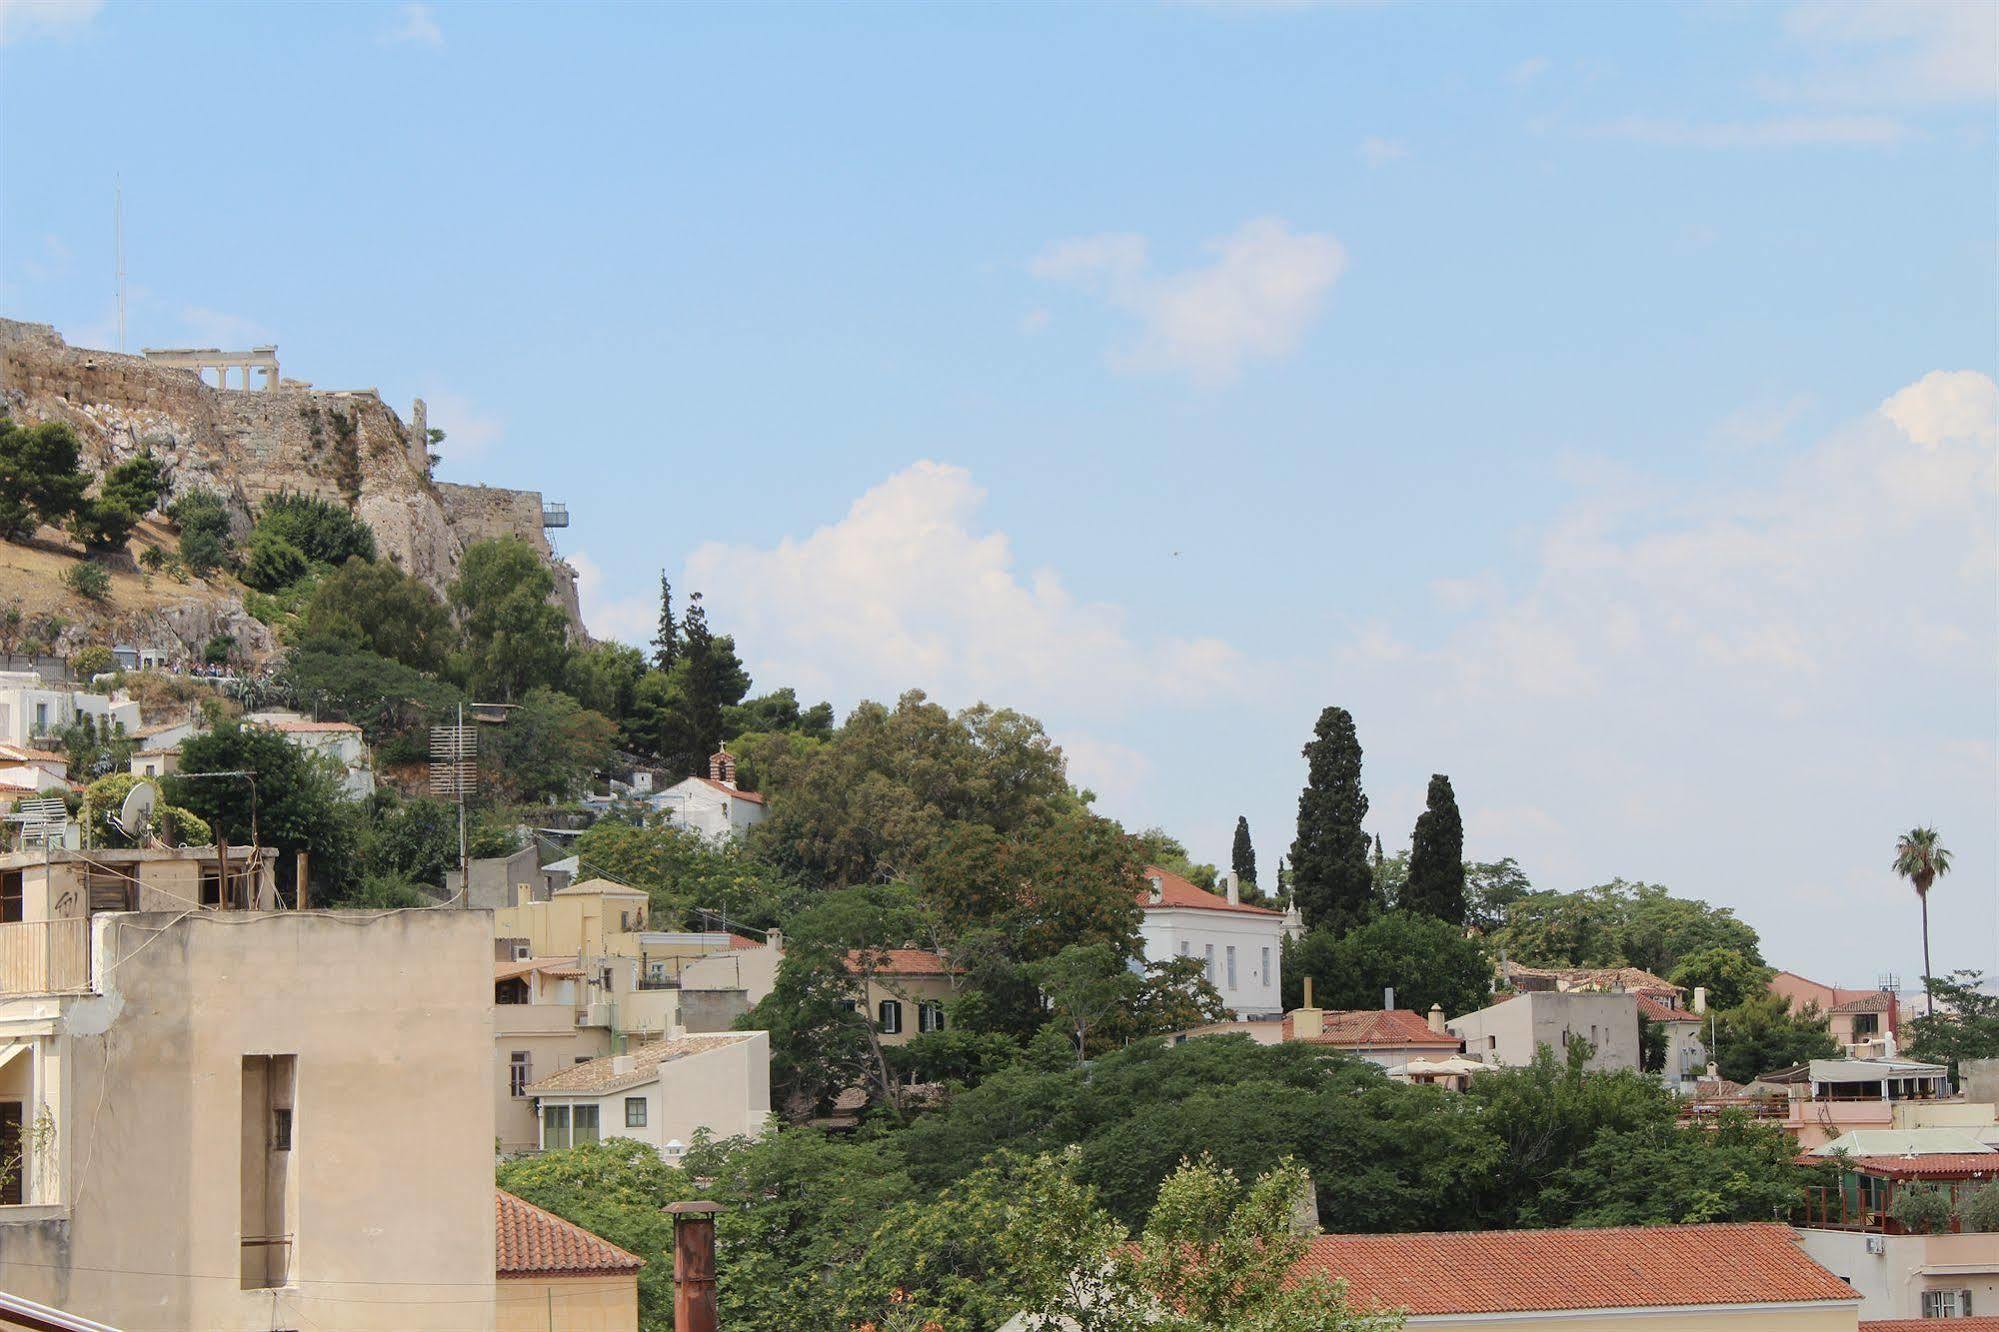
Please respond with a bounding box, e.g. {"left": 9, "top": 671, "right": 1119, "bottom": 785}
{"left": 1864, "top": 1235, "right": 1886, "bottom": 1255}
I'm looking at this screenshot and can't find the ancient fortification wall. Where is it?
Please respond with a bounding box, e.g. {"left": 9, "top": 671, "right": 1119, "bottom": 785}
{"left": 0, "top": 318, "right": 585, "bottom": 639}
{"left": 435, "top": 482, "right": 584, "bottom": 634}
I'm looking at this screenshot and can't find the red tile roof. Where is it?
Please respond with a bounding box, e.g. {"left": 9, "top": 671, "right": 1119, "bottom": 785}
{"left": 0, "top": 746, "right": 65, "bottom": 764}
{"left": 695, "top": 776, "right": 765, "bottom": 804}
{"left": 1137, "top": 864, "right": 1282, "bottom": 916}
{"left": 844, "top": 948, "right": 961, "bottom": 977}
{"left": 1864, "top": 1321, "right": 1999, "bottom": 1332}
{"left": 1292, "top": 1224, "right": 1857, "bottom": 1316}
{"left": 1835, "top": 1153, "right": 1999, "bottom": 1179}
{"left": 1635, "top": 994, "right": 1701, "bottom": 1023}
{"left": 495, "top": 1190, "right": 644, "bottom": 1278}
{"left": 1831, "top": 992, "right": 1895, "bottom": 1014}
{"left": 1283, "top": 1009, "right": 1462, "bottom": 1049}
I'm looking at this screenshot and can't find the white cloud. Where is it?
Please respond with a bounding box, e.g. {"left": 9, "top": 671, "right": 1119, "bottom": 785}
{"left": 1357, "top": 136, "right": 1408, "bottom": 168}
{"left": 0, "top": 0, "right": 99, "bottom": 44}
{"left": 570, "top": 550, "right": 657, "bottom": 648}
{"left": 1031, "top": 218, "right": 1346, "bottom": 384}
{"left": 684, "top": 460, "right": 1247, "bottom": 715}
{"left": 1507, "top": 55, "right": 1551, "bottom": 85}
{"left": 1779, "top": 0, "right": 1998, "bottom": 105}
{"left": 422, "top": 389, "right": 504, "bottom": 464}
{"left": 1062, "top": 733, "right": 1154, "bottom": 808}
{"left": 1584, "top": 115, "right": 1909, "bottom": 148}
{"left": 381, "top": 1, "right": 442, "bottom": 47}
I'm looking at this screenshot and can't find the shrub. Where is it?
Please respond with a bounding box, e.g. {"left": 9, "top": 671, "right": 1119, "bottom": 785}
{"left": 0, "top": 416, "right": 90, "bottom": 540}
{"left": 240, "top": 529, "right": 309, "bottom": 592}
{"left": 69, "top": 645, "right": 115, "bottom": 679}
{"left": 255, "top": 492, "right": 375, "bottom": 566}
{"left": 100, "top": 452, "right": 166, "bottom": 517}
{"left": 138, "top": 545, "right": 169, "bottom": 571}
{"left": 61, "top": 561, "right": 110, "bottom": 602}
{"left": 1892, "top": 1182, "right": 1955, "bottom": 1235}
{"left": 202, "top": 634, "right": 235, "bottom": 666}
{"left": 166, "top": 488, "right": 234, "bottom": 574}
{"left": 1964, "top": 1181, "right": 1999, "bottom": 1233}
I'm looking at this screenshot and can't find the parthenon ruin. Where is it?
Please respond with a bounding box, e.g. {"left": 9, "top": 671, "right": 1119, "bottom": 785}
{"left": 141, "top": 344, "right": 281, "bottom": 391}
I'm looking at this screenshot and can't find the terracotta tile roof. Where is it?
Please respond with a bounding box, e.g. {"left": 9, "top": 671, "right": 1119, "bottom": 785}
{"left": 494, "top": 956, "right": 584, "bottom": 983}
{"left": 1291, "top": 1223, "right": 1857, "bottom": 1316}
{"left": 1500, "top": 961, "right": 1681, "bottom": 994}
{"left": 1831, "top": 992, "right": 1895, "bottom": 1013}
{"left": 695, "top": 776, "right": 765, "bottom": 804}
{"left": 1863, "top": 1321, "right": 1999, "bottom": 1332}
{"left": 1282, "top": 1009, "right": 1463, "bottom": 1049}
{"left": 0, "top": 746, "right": 65, "bottom": 764}
{"left": 253, "top": 719, "right": 362, "bottom": 734}
{"left": 727, "top": 932, "right": 765, "bottom": 950}
{"left": 1137, "top": 864, "right": 1282, "bottom": 917}
{"left": 132, "top": 719, "right": 192, "bottom": 738}
{"left": 843, "top": 947, "right": 962, "bottom": 977}
{"left": 523, "top": 1033, "right": 757, "bottom": 1095}
{"left": 1834, "top": 1153, "right": 1999, "bottom": 1179}
{"left": 1635, "top": 994, "right": 1701, "bottom": 1023}
{"left": 495, "top": 1190, "right": 644, "bottom": 1278}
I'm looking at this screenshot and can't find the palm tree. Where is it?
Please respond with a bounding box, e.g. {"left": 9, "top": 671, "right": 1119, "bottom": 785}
{"left": 1893, "top": 827, "right": 1953, "bottom": 1018}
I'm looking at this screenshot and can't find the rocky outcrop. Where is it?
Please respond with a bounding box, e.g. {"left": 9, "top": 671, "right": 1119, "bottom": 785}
{"left": 0, "top": 318, "right": 585, "bottom": 639}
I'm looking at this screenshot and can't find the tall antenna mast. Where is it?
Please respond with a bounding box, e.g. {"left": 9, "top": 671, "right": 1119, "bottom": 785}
{"left": 115, "top": 176, "right": 126, "bottom": 353}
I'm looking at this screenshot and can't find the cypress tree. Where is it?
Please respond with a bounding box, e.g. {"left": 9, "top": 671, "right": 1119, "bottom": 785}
{"left": 1288, "top": 706, "right": 1373, "bottom": 935}
{"left": 652, "top": 571, "right": 678, "bottom": 672}
{"left": 1231, "top": 816, "right": 1258, "bottom": 886}
{"left": 1403, "top": 773, "right": 1466, "bottom": 924}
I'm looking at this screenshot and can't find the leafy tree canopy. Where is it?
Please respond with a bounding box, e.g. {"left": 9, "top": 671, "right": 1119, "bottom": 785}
{"left": 1289, "top": 706, "right": 1373, "bottom": 935}
{"left": 1282, "top": 911, "right": 1491, "bottom": 1018}
{"left": 255, "top": 491, "right": 376, "bottom": 566}
{"left": 1667, "top": 945, "right": 1772, "bottom": 1013}
{"left": 450, "top": 536, "right": 569, "bottom": 702}
{"left": 299, "top": 559, "right": 457, "bottom": 672}
{"left": 1489, "top": 878, "right": 1762, "bottom": 977}
{"left": 572, "top": 818, "right": 803, "bottom": 931}
{"left": 1908, "top": 971, "right": 1999, "bottom": 1079}
{"left": 1708, "top": 992, "right": 1838, "bottom": 1084}
{"left": 0, "top": 415, "right": 90, "bottom": 540}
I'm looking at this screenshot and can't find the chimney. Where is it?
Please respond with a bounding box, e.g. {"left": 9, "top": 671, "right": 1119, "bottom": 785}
{"left": 1706, "top": 1061, "right": 1719, "bottom": 1080}
{"left": 515, "top": 882, "right": 532, "bottom": 908}
{"left": 1303, "top": 976, "right": 1313, "bottom": 1009}
{"left": 1692, "top": 986, "right": 1707, "bottom": 1015}
{"left": 1383, "top": 986, "right": 1396, "bottom": 1011}
{"left": 1291, "top": 975, "right": 1324, "bottom": 1040}
{"left": 1147, "top": 875, "right": 1164, "bottom": 904}
{"left": 1222, "top": 871, "right": 1240, "bottom": 907}
{"left": 667, "top": 1200, "right": 722, "bottom": 1332}
{"left": 766, "top": 927, "right": 783, "bottom": 953}
{"left": 1427, "top": 1003, "right": 1446, "bottom": 1035}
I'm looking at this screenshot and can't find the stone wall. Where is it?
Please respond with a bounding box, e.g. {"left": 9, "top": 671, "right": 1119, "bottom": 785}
{"left": 0, "top": 319, "right": 583, "bottom": 638}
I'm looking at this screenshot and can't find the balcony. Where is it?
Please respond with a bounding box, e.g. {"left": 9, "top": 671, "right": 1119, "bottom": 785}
{"left": 0, "top": 919, "right": 91, "bottom": 996}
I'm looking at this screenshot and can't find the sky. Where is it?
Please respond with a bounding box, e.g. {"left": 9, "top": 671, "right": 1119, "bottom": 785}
{"left": 2, "top": 0, "right": 1994, "bottom": 987}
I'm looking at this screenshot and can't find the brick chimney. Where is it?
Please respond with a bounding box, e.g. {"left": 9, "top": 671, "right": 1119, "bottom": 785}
{"left": 708, "top": 746, "right": 737, "bottom": 788}
{"left": 667, "top": 1200, "right": 722, "bottom": 1332}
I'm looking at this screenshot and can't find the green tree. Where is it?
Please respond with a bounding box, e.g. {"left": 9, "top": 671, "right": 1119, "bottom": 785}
{"left": 1030, "top": 942, "right": 1141, "bottom": 1063}
{"left": 651, "top": 570, "right": 677, "bottom": 671}
{"left": 1401, "top": 774, "right": 1465, "bottom": 924}
{"left": 100, "top": 450, "right": 166, "bottom": 516}
{"left": 1963, "top": 1180, "right": 1999, "bottom": 1232}
{"left": 1529, "top": 1111, "right": 1820, "bottom": 1227}
{"left": 255, "top": 491, "right": 375, "bottom": 565}
{"left": 165, "top": 487, "right": 234, "bottom": 573}
{"left": 1282, "top": 911, "right": 1490, "bottom": 1018}
{"left": 1288, "top": 707, "right": 1373, "bottom": 934}
{"left": 564, "top": 641, "right": 647, "bottom": 722}
{"left": 360, "top": 794, "right": 460, "bottom": 888}
{"left": 276, "top": 642, "right": 463, "bottom": 757}
{"left": 482, "top": 686, "right": 615, "bottom": 802}
{"left": 496, "top": 1138, "right": 684, "bottom": 1330}
{"left": 1708, "top": 992, "right": 1838, "bottom": 1084}
{"left": 299, "top": 560, "right": 457, "bottom": 672}
{"left": 68, "top": 496, "right": 140, "bottom": 551}
{"left": 68, "top": 644, "right": 114, "bottom": 679}
{"left": 238, "top": 528, "right": 309, "bottom": 591}
{"left": 1892, "top": 1181, "right": 1955, "bottom": 1235}
{"left": 61, "top": 560, "right": 110, "bottom": 602}
{"left": 1232, "top": 815, "right": 1258, "bottom": 887}
{"left": 0, "top": 416, "right": 90, "bottom": 540}
{"left": 1906, "top": 971, "right": 1999, "bottom": 1080}
{"left": 166, "top": 723, "right": 352, "bottom": 904}
{"left": 1464, "top": 858, "right": 1532, "bottom": 933}
{"left": 1667, "top": 946, "right": 1770, "bottom": 1012}
{"left": 1893, "top": 826, "right": 1953, "bottom": 1017}
{"left": 450, "top": 536, "right": 569, "bottom": 701}
{"left": 646, "top": 591, "right": 750, "bottom": 773}
{"left": 723, "top": 686, "right": 834, "bottom": 740}
{"left": 572, "top": 818, "right": 800, "bottom": 931}
{"left": 1132, "top": 827, "right": 1217, "bottom": 891}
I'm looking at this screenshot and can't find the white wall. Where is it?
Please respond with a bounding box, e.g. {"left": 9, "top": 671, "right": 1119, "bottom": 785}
{"left": 1139, "top": 908, "right": 1284, "bottom": 1018}
{"left": 1798, "top": 1228, "right": 1999, "bottom": 1321}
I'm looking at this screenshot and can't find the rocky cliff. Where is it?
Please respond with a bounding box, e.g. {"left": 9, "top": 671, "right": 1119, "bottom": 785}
{"left": 0, "top": 318, "right": 583, "bottom": 650}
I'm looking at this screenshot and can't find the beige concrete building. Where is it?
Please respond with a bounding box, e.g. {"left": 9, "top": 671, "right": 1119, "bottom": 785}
{"left": 495, "top": 1189, "right": 642, "bottom": 1332}
{"left": 1449, "top": 989, "right": 1641, "bottom": 1072}
{"left": 844, "top": 948, "right": 960, "bottom": 1045}
{"left": 493, "top": 878, "right": 653, "bottom": 958}
{"left": 0, "top": 898, "right": 497, "bottom": 1331}
{"left": 523, "top": 1031, "right": 770, "bottom": 1164}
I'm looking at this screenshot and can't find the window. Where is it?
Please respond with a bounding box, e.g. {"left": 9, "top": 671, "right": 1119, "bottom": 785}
{"left": 544, "top": 1104, "right": 571, "bottom": 1150}
{"left": 1178, "top": 941, "right": 1189, "bottom": 957}
{"left": 1225, "top": 946, "right": 1237, "bottom": 991}
{"left": 1204, "top": 944, "right": 1215, "bottom": 984}
{"left": 918, "top": 1001, "right": 946, "bottom": 1033}
{"left": 0, "top": 874, "right": 20, "bottom": 925}
{"left": 878, "top": 999, "right": 904, "bottom": 1035}
{"left": 1261, "top": 946, "right": 1270, "bottom": 984}
{"left": 1922, "top": 1289, "right": 1974, "bottom": 1318}
{"left": 573, "top": 1104, "right": 600, "bottom": 1145}
{"left": 241, "top": 1055, "right": 296, "bottom": 1290}
{"left": 0, "top": 1102, "right": 21, "bottom": 1207}
{"left": 625, "top": 1097, "right": 647, "bottom": 1128}
{"left": 1852, "top": 1013, "right": 1879, "bottom": 1038}
{"left": 509, "top": 1051, "right": 531, "bottom": 1097}
{"left": 31, "top": 703, "right": 46, "bottom": 734}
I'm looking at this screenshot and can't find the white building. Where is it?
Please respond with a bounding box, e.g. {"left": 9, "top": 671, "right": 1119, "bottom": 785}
{"left": 0, "top": 672, "right": 141, "bottom": 747}
{"left": 1449, "top": 990, "right": 1642, "bottom": 1073}
{"left": 523, "top": 1031, "right": 770, "bottom": 1164}
{"left": 1136, "top": 865, "right": 1284, "bottom": 1020}
{"left": 245, "top": 712, "right": 375, "bottom": 798}
{"left": 0, "top": 745, "right": 68, "bottom": 799}
{"left": 648, "top": 748, "right": 768, "bottom": 841}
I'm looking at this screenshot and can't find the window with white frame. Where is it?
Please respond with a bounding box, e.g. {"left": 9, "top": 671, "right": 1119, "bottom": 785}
{"left": 509, "top": 1051, "right": 531, "bottom": 1097}
{"left": 1261, "top": 946, "right": 1271, "bottom": 985}
{"left": 878, "top": 999, "right": 903, "bottom": 1035}
{"left": 1225, "top": 946, "right": 1237, "bottom": 991}
{"left": 1204, "top": 944, "right": 1215, "bottom": 984}
{"left": 1922, "top": 1289, "right": 1974, "bottom": 1318}
{"left": 918, "top": 1000, "right": 946, "bottom": 1033}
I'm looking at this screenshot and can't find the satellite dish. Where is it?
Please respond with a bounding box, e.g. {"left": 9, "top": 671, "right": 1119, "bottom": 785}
{"left": 118, "top": 782, "right": 158, "bottom": 843}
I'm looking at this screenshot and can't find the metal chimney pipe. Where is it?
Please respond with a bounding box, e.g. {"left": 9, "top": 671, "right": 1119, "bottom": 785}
{"left": 668, "top": 1200, "right": 722, "bottom": 1332}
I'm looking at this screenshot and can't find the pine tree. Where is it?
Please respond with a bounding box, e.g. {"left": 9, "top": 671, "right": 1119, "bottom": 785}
{"left": 652, "top": 571, "right": 678, "bottom": 672}
{"left": 1403, "top": 773, "right": 1466, "bottom": 924}
{"left": 1288, "top": 707, "right": 1373, "bottom": 935}
{"left": 674, "top": 592, "right": 750, "bottom": 773}
{"left": 1231, "top": 816, "right": 1257, "bottom": 886}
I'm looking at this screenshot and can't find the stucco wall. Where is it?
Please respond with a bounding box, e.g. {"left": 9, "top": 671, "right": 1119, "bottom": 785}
{"left": 1798, "top": 1227, "right": 1999, "bottom": 1322}
{"left": 0, "top": 909, "right": 497, "bottom": 1331}
{"left": 1138, "top": 907, "right": 1285, "bottom": 1018}
{"left": 1449, "top": 992, "right": 1640, "bottom": 1072}
{"left": 497, "top": 1274, "right": 639, "bottom": 1332}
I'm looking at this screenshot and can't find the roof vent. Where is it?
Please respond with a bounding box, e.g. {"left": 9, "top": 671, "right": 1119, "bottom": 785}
{"left": 1148, "top": 876, "right": 1164, "bottom": 904}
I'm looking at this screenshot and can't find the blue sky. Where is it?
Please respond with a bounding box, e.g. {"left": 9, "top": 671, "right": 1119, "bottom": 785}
{"left": 3, "top": 0, "right": 1994, "bottom": 986}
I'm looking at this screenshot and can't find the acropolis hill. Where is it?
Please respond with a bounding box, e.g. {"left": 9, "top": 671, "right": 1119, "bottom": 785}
{"left": 0, "top": 317, "right": 581, "bottom": 653}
